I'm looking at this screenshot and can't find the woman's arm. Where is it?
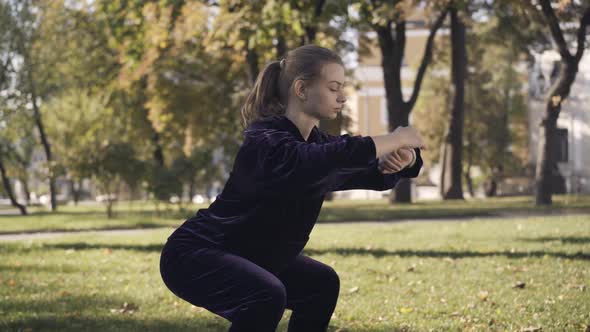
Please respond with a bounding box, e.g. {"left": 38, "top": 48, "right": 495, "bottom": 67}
{"left": 237, "top": 129, "right": 379, "bottom": 198}
{"left": 330, "top": 148, "right": 423, "bottom": 192}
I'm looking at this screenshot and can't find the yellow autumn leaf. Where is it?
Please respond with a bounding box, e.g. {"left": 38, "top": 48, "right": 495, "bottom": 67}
{"left": 399, "top": 307, "right": 414, "bottom": 313}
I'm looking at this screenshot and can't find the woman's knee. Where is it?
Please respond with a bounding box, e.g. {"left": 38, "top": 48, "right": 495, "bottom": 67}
{"left": 265, "top": 278, "right": 288, "bottom": 309}
{"left": 323, "top": 265, "right": 340, "bottom": 296}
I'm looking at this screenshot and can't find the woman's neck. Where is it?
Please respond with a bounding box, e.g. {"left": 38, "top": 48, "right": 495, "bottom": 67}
{"left": 284, "top": 107, "right": 319, "bottom": 142}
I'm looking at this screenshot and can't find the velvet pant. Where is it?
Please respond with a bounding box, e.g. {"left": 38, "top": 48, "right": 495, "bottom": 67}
{"left": 159, "top": 237, "right": 340, "bottom": 332}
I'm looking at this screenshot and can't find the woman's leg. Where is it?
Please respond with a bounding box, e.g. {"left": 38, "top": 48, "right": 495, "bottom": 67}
{"left": 159, "top": 240, "right": 287, "bottom": 332}
{"left": 275, "top": 254, "right": 340, "bottom": 332}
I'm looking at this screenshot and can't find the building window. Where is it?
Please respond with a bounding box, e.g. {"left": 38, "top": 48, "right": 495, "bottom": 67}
{"left": 555, "top": 128, "right": 568, "bottom": 163}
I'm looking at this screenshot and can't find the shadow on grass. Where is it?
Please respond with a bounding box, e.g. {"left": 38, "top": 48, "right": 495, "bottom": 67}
{"left": 43, "top": 242, "right": 165, "bottom": 253}
{"left": 303, "top": 247, "right": 590, "bottom": 261}
{"left": 517, "top": 236, "right": 590, "bottom": 244}
{"left": 1, "top": 293, "right": 417, "bottom": 332}
{"left": 1, "top": 294, "right": 229, "bottom": 332}
{"left": 4, "top": 241, "right": 589, "bottom": 261}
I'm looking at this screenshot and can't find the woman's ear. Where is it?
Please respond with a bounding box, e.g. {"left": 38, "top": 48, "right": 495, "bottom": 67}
{"left": 293, "top": 79, "right": 307, "bottom": 101}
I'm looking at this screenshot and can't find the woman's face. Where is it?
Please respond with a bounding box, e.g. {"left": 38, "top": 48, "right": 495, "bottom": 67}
{"left": 302, "top": 62, "right": 347, "bottom": 121}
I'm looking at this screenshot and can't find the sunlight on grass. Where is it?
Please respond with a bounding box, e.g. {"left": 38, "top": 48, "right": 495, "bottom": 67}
{"left": 1, "top": 214, "right": 588, "bottom": 331}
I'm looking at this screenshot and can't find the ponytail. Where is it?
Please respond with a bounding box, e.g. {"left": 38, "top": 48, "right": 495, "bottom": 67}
{"left": 240, "top": 60, "right": 286, "bottom": 128}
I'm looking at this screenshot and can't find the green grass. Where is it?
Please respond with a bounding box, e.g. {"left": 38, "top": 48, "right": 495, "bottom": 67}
{"left": 1, "top": 214, "right": 589, "bottom": 331}
{"left": 1, "top": 194, "right": 589, "bottom": 234}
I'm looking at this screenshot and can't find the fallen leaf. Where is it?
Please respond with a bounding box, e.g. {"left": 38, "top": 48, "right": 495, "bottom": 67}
{"left": 407, "top": 265, "right": 416, "bottom": 272}
{"left": 521, "top": 326, "right": 542, "bottom": 332}
{"left": 103, "top": 249, "right": 112, "bottom": 255}
{"left": 478, "top": 290, "right": 489, "bottom": 301}
{"left": 110, "top": 302, "right": 139, "bottom": 314}
{"left": 348, "top": 286, "right": 359, "bottom": 294}
{"left": 399, "top": 307, "right": 414, "bottom": 313}
{"left": 513, "top": 281, "right": 526, "bottom": 289}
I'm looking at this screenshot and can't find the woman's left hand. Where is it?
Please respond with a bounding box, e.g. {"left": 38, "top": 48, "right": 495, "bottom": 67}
{"left": 377, "top": 148, "right": 414, "bottom": 174}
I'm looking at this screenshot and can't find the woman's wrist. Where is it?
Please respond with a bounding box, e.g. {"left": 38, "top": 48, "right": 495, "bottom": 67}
{"left": 407, "top": 148, "right": 416, "bottom": 168}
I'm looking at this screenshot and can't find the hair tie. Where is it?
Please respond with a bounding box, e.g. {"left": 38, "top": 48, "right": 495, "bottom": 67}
{"left": 279, "top": 59, "right": 286, "bottom": 69}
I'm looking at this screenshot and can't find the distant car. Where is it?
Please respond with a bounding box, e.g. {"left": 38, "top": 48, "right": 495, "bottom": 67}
{"left": 192, "top": 194, "right": 206, "bottom": 204}
{"left": 95, "top": 194, "right": 117, "bottom": 202}
{"left": 39, "top": 194, "right": 69, "bottom": 205}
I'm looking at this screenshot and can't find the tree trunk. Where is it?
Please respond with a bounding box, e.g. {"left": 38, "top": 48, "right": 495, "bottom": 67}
{"left": 246, "top": 46, "right": 259, "bottom": 85}
{"left": 374, "top": 8, "right": 448, "bottom": 204}
{"left": 69, "top": 179, "right": 78, "bottom": 205}
{"left": 20, "top": 177, "right": 31, "bottom": 205}
{"left": 465, "top": 134, "right": 474, "bottom": 198}
{"left": 441, "top": 6, "right": 466, "bottom": 200}
{"left": 389, "top": 110, "right": 412, "bottom": 203}
{"left": 276, "top": 34, "right": 287, "bottom": 59}
{"left": 484, "top": 177, "right": 498, "bottom": 197}
{"left": 0, "top": 158, "right": 27, "bottom": 215}
{"left": 26, "top": 57, "right": 57, "bottom": 211}
{"left": 534, "top": 2, "right": 589, "bottom": 205}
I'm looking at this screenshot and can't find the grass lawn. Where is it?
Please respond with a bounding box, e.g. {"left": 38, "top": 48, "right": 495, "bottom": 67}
{"left": 0, "top": 214, "right": 588, "bottom": 331}
{"left": 1, "top": 194, "right": 589, "bottom": 234}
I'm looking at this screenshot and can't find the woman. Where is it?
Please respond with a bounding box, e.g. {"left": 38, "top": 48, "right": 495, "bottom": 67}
{"left": 159, "top": 44, "right": 424, "bottom": 332}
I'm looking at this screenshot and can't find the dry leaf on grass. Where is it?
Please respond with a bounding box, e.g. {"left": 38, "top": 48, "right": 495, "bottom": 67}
{"left": 478, "top": 290, "right": 489, "bottom": 301}
{"left": 348, "top": 286, "right": 359, "bottom": 294}
{"left": 521, "top": 326, "right": 541, "bottom": 332}
{"left": 110, "top": 302, "right": 139, "bottom": 314}
{"left": 513, "top": 281, "right": 526, "bottom": 289}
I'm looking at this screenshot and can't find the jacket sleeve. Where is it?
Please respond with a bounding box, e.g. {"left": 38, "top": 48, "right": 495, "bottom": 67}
{"left": 238, "top": 129, "right": 378, "bottom": 197}
{"left": 330, "top": 148, "right": 423, "bottom": 192}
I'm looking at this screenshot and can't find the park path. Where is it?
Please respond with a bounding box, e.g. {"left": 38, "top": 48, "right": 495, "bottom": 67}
{"left": 1, "top": 211, "right": 588, "bottom": 242}
{"left": 0, "top": 227, "right": 171, "bottom": 242}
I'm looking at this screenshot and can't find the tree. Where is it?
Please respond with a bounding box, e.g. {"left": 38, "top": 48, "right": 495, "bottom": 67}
{"left": 94, "top": 143, "right": 145, "bottom": 218}
{"left": 352, "top": 0, "right": 449, "bottom": 203}
{"left": 414, "top": 4, "right": 529, "bottom": 198}
{"left": 10, "top": 0, "right": 59, "bottom": 211}
{"left": 528, "top": 0, "right": 590, "bottom": 205}
{"left": 439, "top": 2, "right": 467, "bottom": 200}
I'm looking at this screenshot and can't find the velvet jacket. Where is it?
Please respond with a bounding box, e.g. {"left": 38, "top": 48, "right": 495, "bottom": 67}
{"left": 168, "top": 114, "right": 423, "bottom": 273}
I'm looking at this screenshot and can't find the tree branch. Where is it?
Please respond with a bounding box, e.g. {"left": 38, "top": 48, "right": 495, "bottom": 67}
{"left": 407, "top": 7, "right": 449, "bottom": 109}
{"left": 574, "top": 7, "right": 590, "bottom": 62}
{"left": 539, "top": 0, "right": 571, "bottom": 60}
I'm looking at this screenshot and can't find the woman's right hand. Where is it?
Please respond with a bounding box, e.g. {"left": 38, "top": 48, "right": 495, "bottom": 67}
{"left": 370, "top": 126, "right": 425, "bottom": 158}
{"left": 390, "top": 126, "right": 425, "bottom": 151}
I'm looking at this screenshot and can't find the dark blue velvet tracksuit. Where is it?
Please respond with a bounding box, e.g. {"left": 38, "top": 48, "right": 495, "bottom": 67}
{"left": 159, "top": 115, "right": 423, "bottom": 332}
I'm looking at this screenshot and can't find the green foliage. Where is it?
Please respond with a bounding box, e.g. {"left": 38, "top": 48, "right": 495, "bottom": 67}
{"left": 144, "top": 162, "right": 181, "bottom": 203}
{"left": 413, "top": 13, "right": 529, "bottom": 187}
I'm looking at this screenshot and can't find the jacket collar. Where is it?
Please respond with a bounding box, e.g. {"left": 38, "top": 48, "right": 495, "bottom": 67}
{"left": 248, "top": 115, "right": 320, "bottom": 143}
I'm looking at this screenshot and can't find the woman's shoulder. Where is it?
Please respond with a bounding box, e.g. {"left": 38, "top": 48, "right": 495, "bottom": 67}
{"left": 242, "top": 115, "right": 296, "bottom": 144}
